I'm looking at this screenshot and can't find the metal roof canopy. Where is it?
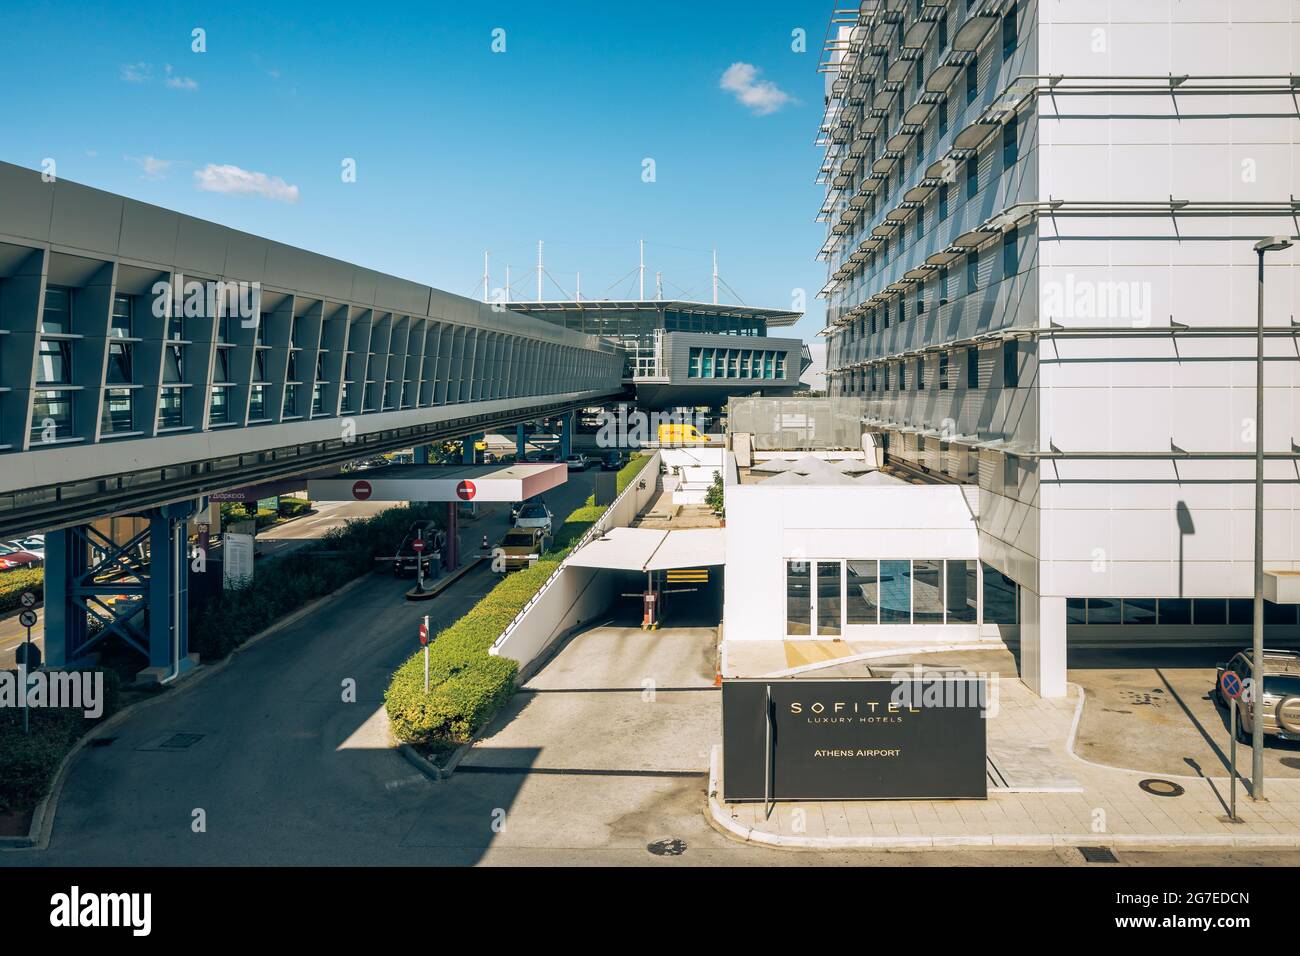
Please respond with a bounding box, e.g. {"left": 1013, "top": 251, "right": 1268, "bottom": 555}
{"left": 565, "top": 526, "right": 725, "bottom": 572}
{"left": 505, "top": 299, "right": 801, "bottom": 328}
{"left": 307, "top": 462, "right": 567, "bottom": 503}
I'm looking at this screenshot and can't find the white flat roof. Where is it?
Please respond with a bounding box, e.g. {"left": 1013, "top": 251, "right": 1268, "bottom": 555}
{"left": 566, "top": 527, "right": 725, "bottom": 572}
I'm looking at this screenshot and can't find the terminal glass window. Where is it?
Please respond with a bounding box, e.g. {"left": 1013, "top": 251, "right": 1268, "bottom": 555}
{"left": 688, "top": 348, "right": 700, "bottom": 377}
{"left": 158, "top": 388, "right": 183, "bottom": 428}
{"left": 913, "top": 560, "right": 945, "bottom": 623}
{"left": 879, "top": 560, "right": 911, "bottom": 623}
{"left": 30, "top": 391, "right": 73, "bottom": 440}
{"left": 816, "top": 562, "right": 841, "bottom": 637}
{"left": 107, "top": 342, "right": 132, "bottom": 384}
{"left": 845, "top": 560, "right": 880, "bottom": 624}
{"left": 785, "top": 561, "right": 811, "bottom": 636}
{"left": 41, "top": 286, "right": 72, "bottom": 334}
{"left": 701, "top": 349, "right": 714, "bottom": 377}
{"left": 101, "top": 389, "right": 132, "bottom": 434}
{"left": 1086, "top": 598, "right": 1120, "bottom": 624}
{"left": 209, "top": 386, "right": 231, "bottom": 425}
{"left": 249, "top": 385, "right": 267, "bottom": 420}
{"left": 111, "top": 294, "right": 133, "bottom": 337}
{"left": 1123, "top": 598, "right": 1156, "bottom": 625}
{"left": 38, "top": 339, "right": 72, "bottom": 383}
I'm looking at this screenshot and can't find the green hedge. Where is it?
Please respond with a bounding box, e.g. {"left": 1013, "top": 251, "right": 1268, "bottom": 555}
{"left": 0, "top": 668, "right": 120, "bottom": 814}
{"left": 190, "top": 504, "right": 442, "bottom": 661}
{"left": 385, "top": 453, "right": 654, "bottom": 749}
{"left": 0, "top": 567, "right": 44, "bottom": 616}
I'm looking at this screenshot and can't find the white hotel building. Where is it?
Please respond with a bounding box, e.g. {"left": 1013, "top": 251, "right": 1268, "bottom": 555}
{"left": 815, "top": 0, "right": 1300, "bottom": 695}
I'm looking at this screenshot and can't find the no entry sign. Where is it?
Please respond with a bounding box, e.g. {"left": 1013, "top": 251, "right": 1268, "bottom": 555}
{"left": 456, "top": 480, "right": 477, "bottom": 500}
{"left": 352, "top": 479, "right": 373, "bottom": 501}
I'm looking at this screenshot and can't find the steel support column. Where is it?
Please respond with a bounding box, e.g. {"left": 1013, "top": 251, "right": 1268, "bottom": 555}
{"left": 461, "top": 433, "right": 483, "bottom": 465}
{"left": 559, "top": 411, "right": 574, "bottom": 459}
{"left": 414, "top": 444, "right": 431, "bottom": 464}
{"left": 516, "top": 424, "right": 527, "bottom": 461}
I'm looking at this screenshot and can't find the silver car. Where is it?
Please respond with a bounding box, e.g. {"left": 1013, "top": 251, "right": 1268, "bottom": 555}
{"left": 1215, "top": 649, "right": 1300, "bottom": 743}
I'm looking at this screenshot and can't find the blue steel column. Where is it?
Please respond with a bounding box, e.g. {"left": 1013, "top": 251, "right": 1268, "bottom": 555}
{"left": 414, "top": 444, "right": 430, "bottom": 464}
{"left": 42, "top": 527, "right": 88, "bottom": 667}
{"left": 147, "top": 500, "right": 200, "bottom": 678}
{"left": 461, "top": 432, "right": 483, "bottom": 465}
{"left": 559, "top": 411, "right": 574, "bottom": 459}
{"left": 515, "top": 424, "right": 527, "bottom": 461}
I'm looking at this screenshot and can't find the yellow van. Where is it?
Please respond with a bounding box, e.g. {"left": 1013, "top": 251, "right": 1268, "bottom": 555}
{"left": 658, "top": 423, "right": 708, "bottom": 445}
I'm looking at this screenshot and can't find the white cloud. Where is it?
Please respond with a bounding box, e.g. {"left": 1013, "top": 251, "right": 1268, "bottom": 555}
{"left": 720, "top": 61, "right": 793, "bottom": 115}
{"left": 194, "top": 164, "right": 300, "bottom": 203}
{"left": 129, "top": 155, "right": 174, "bottom": 180}
{"left": 164, "top": 64, "right": 198, "bottom": 91}
{"left": 120, "top": 62, "right": 151, "bottom": 83}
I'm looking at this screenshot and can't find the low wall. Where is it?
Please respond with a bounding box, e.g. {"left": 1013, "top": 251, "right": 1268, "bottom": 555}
{"left": 489, "top": 451, "right": 661, "bottom": 672}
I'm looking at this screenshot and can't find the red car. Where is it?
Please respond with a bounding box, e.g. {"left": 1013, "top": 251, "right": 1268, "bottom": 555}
{"left": 0, "top": 543, "right": 40, "bottom": 571}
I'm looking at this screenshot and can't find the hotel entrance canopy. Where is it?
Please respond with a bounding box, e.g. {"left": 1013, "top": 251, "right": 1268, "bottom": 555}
{"left": 308, "top": 462, "right": 566, "bottom": 503}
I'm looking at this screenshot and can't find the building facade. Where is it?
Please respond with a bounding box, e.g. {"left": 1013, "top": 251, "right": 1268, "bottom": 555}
{"left": 818, "top": 0, "right": 1300, "bottom": 694}
{"left": 507, "top": 300, "right": 806, "bottom": 409}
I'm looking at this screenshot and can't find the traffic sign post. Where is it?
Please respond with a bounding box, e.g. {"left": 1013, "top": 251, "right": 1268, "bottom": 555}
{"left": 419, "top": 615, "right": 431, "bottom": 692}
{"left": 17, "top": 590, "right": 39, "bottom": 735}
{"left": 1220, "top": 670, "right": 1244, "bottom": 822}
{"left": 412, "top": 537, "right": 427, "bottom": 593}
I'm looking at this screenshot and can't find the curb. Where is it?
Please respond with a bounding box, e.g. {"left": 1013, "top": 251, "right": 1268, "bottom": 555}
{"left": 0, "top": 568, "right": 381, "bottom": 852}
{"left": 704, "top": 745, "right": 1300, "bottom": 851}
{"left": 405, "top": 556, "right": 484, "bottom": 601}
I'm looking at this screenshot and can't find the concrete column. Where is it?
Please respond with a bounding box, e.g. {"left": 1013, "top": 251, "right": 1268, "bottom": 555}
{"left": 460, "top": 433, "right": 482, "bottom": 465}
{"left": 1019, "top": 588, "right": 1067, "bottom": 698}
{"left": 143, "top": 500, "right": 201, "bottom": 682}
{"left": 515, "top": 423, "right": 527, "bottom": 460}
{"left": 414, "top": 444, "right": 430, "bottom": 464}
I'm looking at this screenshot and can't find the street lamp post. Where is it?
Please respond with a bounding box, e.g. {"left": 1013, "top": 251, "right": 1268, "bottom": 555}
{"left": 1250, "top": 236, "right": 1292, "bottom": 800}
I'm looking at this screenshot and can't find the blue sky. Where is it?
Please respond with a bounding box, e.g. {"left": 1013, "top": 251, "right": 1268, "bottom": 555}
{"left": 2, "top": 0, "right": 831, "bottom": 340}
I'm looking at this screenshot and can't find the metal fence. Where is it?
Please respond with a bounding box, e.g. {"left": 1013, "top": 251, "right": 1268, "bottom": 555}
{"left": 726, "top": 397, "right": 866, "bottom": 450}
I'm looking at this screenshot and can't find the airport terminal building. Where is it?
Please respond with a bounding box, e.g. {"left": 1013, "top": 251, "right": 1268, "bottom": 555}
{"left": 815, "top": 0, "right": 1300, "bottom": 694}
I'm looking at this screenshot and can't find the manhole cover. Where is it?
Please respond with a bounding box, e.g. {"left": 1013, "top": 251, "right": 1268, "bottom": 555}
{"left": 161, "top": 733, "right": 205, "bottom": 750}
{"left": 1078, "top": 846, "right": 1119, "bottom": 864}
{"left": 1139, "top": 778, "right": 1185, "bottom": 797}
{"left": 647, "top": 838, "right": 687, "bottom": 857}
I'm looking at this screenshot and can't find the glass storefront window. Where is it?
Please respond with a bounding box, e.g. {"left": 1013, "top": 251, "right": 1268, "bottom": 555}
{"left": 1158, "top": 598, "right": 1191, "bottom": 625}
{"left": 1087, "top": 598, "right": 1120, "bottom": 624}
{"left": 816, "top": 561, "right": 841, "bottom": 636}
{"left": 981, "top": 563, "right": 1017, "bottom": 625}
{"left": 1122, "top": 598, "right": 1156, "bottom": 625}
{"left": 845, "top": 560, "right": 879, "bottom": 624}
{"left": 879, "top": 560, "right": 911, "bottom": 623}
{"left": 913, "top": 560, "right": 944, "bottom": 623}
{"left": 1192, "top": 599, "right": 1226, "bottom": 626}
{"left": 945, "top": 559, "right": 977, "bottom": 622}
{"left": 786, "top": 561, "right": 810, "bottom": 636}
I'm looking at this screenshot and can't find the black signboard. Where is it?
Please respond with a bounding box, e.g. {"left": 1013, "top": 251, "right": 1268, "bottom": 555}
{"left": 722, "top": 677, "right": 987, "bottom": 802}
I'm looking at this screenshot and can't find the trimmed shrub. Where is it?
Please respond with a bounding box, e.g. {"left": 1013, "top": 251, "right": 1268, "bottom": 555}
{"left": 0, "top": 567, "right": 44, "bottom": 615}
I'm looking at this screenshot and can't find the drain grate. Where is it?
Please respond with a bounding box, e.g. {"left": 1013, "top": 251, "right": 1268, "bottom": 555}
{"left": 647, "top": 838, "right": 687, "bottom": 857}
{"left": 1078, "top": 846, "right": 1119, "bottom": 864}
{"left": 160, "top": 733, "right": 205, "bottom": 750}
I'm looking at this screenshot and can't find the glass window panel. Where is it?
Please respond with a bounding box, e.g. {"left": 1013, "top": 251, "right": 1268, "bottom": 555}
{"left": 30, "top": 390, "right": 73, "bottom": 440}
{"left": 37, "top": 339, "right": 72, "bottom": 383}
{"left": 163, "top": 346, "right": 184, "bottom": 382}
{"left": 209, "top": 386, "right": 230, "bottom": 424}
{"left": 945, "top": 560, "right": 977, "bottom": 622}
{"left": 111, "top": 294, "right": 132, "bottom": 337}
{"left": 1265, "top": 601, "right": 1298, "bottom": 626}
{"left": 107, "top": 342, "right": 132, "bottom": 384}
{"left": 786, "top": 560, "right": 811, "bottom": 636}
{"left": 1087, "top": 598, "right": 1121, "bottom": 624}
{"left": 981, "top": 563, "right": 1018, "bottom": 625}
{"left": 100, "top": 389, "right": 132, "bottom": 433}
{"left": 1192, "top": 598, "right": 1227, "bottom": 626}
{"left": 845, "top": 560, "right": 879, "bottom": 624}
{"left": 1158, "top": 598, "right": 1191, "bottom": 625}
{"left": 158, "top": 387, "right": 183, "bottom": 428}
{"left": 879, "top": 560, "right": 912, "bottom": 623}
{"left": 913, "top": 560, "right": 944, "bottom": 623}
{"left": 1066, "top": 598, "right": 1087, "bottom": 624}
{"left": 1227, "top": 599, "right": 1253, "bottom": 625}
{"left": 816, "top": 561, "right": 842, "bottom": 636}
{"left": 41, "top": 286, "right": 71, "bottom": 334}
{"left": 1122, "top": 598, "right": 1156, "bottom": 625}
{"left": 249, "top": 384, "right": 266, "bottom": 420}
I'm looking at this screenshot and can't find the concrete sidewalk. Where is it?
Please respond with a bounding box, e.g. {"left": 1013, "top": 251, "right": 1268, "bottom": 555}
{"left": 708, "top": 678, "right": 1300, "bottom": 849}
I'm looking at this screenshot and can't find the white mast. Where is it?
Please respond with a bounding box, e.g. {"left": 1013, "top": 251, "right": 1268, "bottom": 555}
{"left": 576, "top": 272, "right": 581, "bottom": 302}
{"left": 537, "top": 240, "right": 543, "bottom": 301}
{"left": 505, "top": 264, "right": 510, "bottom": 304}
{"left": 639, "top": 239, "right": 645, "bottom": 300}
{"left": 482, "top": 250, "right": 489, "bottom": 304}
{"left": 712, "top": 249, "right": 719, "bottom": 305}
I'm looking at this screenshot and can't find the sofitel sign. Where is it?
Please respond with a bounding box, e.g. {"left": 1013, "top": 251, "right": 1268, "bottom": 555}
{"left": 722, "top": 678, "right": 987, "bottom": 802}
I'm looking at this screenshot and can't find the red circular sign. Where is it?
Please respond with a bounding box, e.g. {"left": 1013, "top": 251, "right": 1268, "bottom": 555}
{"left": 352, "top": 480, "right": 373, "bottom": 501}
{"left": 419, "top": 624, "right": 429, "bottom": 645}
{"left": 456, "top": 480, "right": 477, "bottom": 500}
{"left": 412, "top": 538, "right": 425, "bottom": 552}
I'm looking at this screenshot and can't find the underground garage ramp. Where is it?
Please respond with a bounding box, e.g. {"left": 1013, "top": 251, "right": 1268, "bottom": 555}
{"left": 563, "top": 527, "right": 725, "bottom": 573}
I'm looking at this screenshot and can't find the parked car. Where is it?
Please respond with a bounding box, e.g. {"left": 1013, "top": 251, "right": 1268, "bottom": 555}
{"left": 0, "top": 543, "right": 41, "bottom": 571}
{"left": 527, "top": 450, "right": 559, "bottom": 463}
{"left": 7, "top": 536, "right": 44, "bottom": 560}
{"left": 510, "top": 496, "right": 546, "bottom": 523}
{"left": 513, "top": 502, "right": 554, "bottom": 537}
{"left": 494, "top": 527, "right": 548, "bottom": 573}
{"left": 600, "top": 451, "right": 624, "bottom": 471}
{"left": 1214, "top": 648, "right": 1300, "bottom": 742}
{"left": 393, "top": 521, "right": 445, "bottom": 577}
{"left": 565, "top": 453, "right": 591, "bottom": 471}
